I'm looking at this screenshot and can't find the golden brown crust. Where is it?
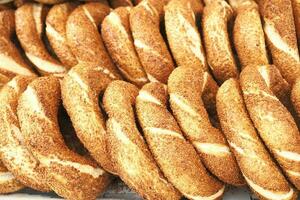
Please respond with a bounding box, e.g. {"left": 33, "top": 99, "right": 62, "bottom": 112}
{"left": 165, "top": 0, "right": 207, "bottom": 71}
{"left": 292, "top": 0, "right": 300, "bottom": 42}
{"left": 136, "top": 82, "right": 225, "bottom": 199}
{"left": 0, "top": 76, "right": 50, "bottom": 191}
{"left": 231, "top": 0, "right": 269, "bottom": 68}
{"left": 130, "top": 0, "right": 174, "bottom": 83}
{"left": 240, "top": 64, "right": 300, "bottom": 190}
{"left": 103, "top": 80, "right": 181, "bottom": 200}
{"left": 101, "top": 7, "right": 148, "bottom": 86}
{"left": 0, "top": 163, "right": 23, "bottom": 194}
{"left": 0, "top": 73, "right": 10, "bottom": 88}
{"left": 0, "top": 9, "right": 36, "bottom": 78}
{"left": 202, "top": 0, "right": 238, "bottom": 83}
{"left": 61, "top": 63, "right": 116, "bottom": 174}
{"left": 17, "top": 76, "right": 111, "bottom": 200}
{"left": 46, "top": 2, "right": 78, "bottom": 68}
{"left": 15, "top": 3, "right": 67, "bottom": 76}
{"left": 260, "top": 0, "right": 300, "bottom": 85}
{"left": 66, "top": 2, "right": 122, "bottom": 79}
{"left": 168, "top": 66, "right": 244, "bottom": 186}
{"left": 292, "top": 78, "right": 300, "bottom": 118}
{"left": 217, "top": 78, "right": 296, "bottom": 200}
{"left": 108, "top": 0, "right": 132, "bottom": 8}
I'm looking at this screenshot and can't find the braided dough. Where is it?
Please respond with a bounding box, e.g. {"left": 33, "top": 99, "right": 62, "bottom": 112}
{"left": 136, "top": 82, "right": 225, "bottom": 199}
{"left": 260, "top": 0, "right": 300, "bottom": 85}
{"left": 0, "top": 9, "right": 36, "bottom": 78}
{"left": 66, "top": 2, "right": 121, "bottom": 79}
{"left": 101, "top": 7, "right": 148, "bottom": 86}
{"left": 15, "top": 3, "right": 67, "bottom": 76}
{"left": 61, "top": 64, "right": 116, "bottom": 173}
{"left": 17, "top": 76, "right": 111, "bottom": 199}
{"left": 217, "top": 78, "right": 296, "bottom": 200}
{"left": 0, "top": 76, "right": 50, "bottom": 191}
{"left": 130, "top": 0, "right": 174, "bottom": 83}
{"left": 103, "top": 80, "right": 181, "bottom": 200}
{"left": 240, "top": 64, "right": 300, "bottom": 190}
{"left": 202, "top": 0, "right": 238, "bottom": 83}
{"left": 108, "top": 0, "right": 132, "bottom": 8}
{"left": 46, "top": 2, "right": 78, "bottom": 68}
{"left": 165, "top": 0, "right": 208, "bottom": 71}
{"left": 230, "top": 0, "right": 269, "bottom": 68}
{"left": 168, "top": 66, "right": 244, "bottom": 186}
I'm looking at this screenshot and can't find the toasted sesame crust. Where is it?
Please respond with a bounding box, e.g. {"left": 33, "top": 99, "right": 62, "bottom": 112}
{"left": 103, "top": 80, "right": 181, "bottom": 200}
{"left": 102, "top": 7, "right": 148, "bottom": 86}
{"left": 217, "top": 78, "right": 297, "bottom": 200}
{"left": 0, "top": 9, "right": 36, "bottom": 78}
{"left": 108, "top": 0, "right": 132, "bottom": 8}
{"left": 17, "top": 76, "right": 111, "bottom": 200}
{"left": 66, "top": 2, "right": 122, "bottom": 79}
{"left": 61, "top": 63, "right": 117, "bottom": 174}
{"left": 136, "top": 82, "right": 225, "bottom": 199}
{"left": 130, "top": 0, "right": 175, "bottom": 83}
{"left": 46, "top": 2, "right": 78, "bottom": 68}
{"left": 260, "top": 0, "right": 300, "bottom": 85}
{"left": 240, "top": 65, "right": 300, "bottom": 190}
{"left": 15, "top": 3, "right": 67, "bottom": 76}
{"left": 202, "top": 0, "right": 239, "bottom": 83}
{"left": 168, "top": 66, "right": 244, "bottom": 186}
{"left": 0, "top": 76, "right": 50, "bottom": 191}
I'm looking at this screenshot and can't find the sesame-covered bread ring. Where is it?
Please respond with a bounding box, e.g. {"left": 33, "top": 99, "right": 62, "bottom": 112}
{"left": 66, "top": 2, "right": 122, "bottom": 79}
{"left": 240, "top": 64, "right": 300, "bottom": 190}
{"left": 0, "top": 9, "right": 36, "bottom": 78}
{"left": 292, "top": 78, "right": 300, "bottom": 117}
{"left": 108, "top": 0, "right": 132, "bottom": 8}
{"left": 0, "top": 76, "right": 50, "bottom": 191}
{"left": 260, "top": 0, "right": 300, "bottom": 85}
{"left": 229, "top": 0, "right": 269, "bottom": 68}
{"left": 61, "top": 63, "right": 116, "bottom": 174}
{"left": 165, "top": 0, "right": 207, "bottom": 71}
{"left": 168, "top": 66, "right": 244, "bottom": 186}
{"left": 15, "top": 3, "right": 68, "bottom": 76}
{"left": 202, "top": 0, "right": 238, "bottom": 83}
{"left": 101, "top": 7, "right": 148, "bottom": 86}
{"left": 17, "top": 76, "right": 111, "bottom": 199}
{"left": 130, "top": 0, "right": 175, "bottom": 83}
{"left": 103, "top": 80, "right": 181, "bottom": 200}
{"left": 136, "top": 82, "right": 225, "bottom": 200}
{"left": 217, "top": 78, "right": 297, "bottom": 200}
{"left": 46, "top": 2, "right": 78, "bottom": 68}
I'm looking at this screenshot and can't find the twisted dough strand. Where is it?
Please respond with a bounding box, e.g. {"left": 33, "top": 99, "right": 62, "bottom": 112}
{"left": 0, "top": 76, "right": 50, "bottom": 191}
{"left": 217, "top": 78, "right": 296, "bottom": 200}
{"left": 260, "top": 0, "right": 300, "bottom": 85}
{"left": 66, "top": 2, "right": 121, "bottom": 79}
{"left": 202, "top": 0, "right": 238, "bottom": 83}
{"left": 136, "top": 82, "right": 225, "bottom": 200}
{"left": 168, "top": 66, "right": 244, "bottom": 186}
{"left": 17, "top": 76, "right": 111, "bottom": 200}
{"left": 240, "top": 64, "right": 300, "bottom": 190}
{"left": 103, "top": 80, "right": 181, "bottom": 200}
{"left": 230, "top": 0, "right": 269, "bottom": 68}
{"left": 165, "top": 0, "right": 207, "bottom": 71}
{"left": 130, "top": 0, "right": 175, "bottom": 83}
